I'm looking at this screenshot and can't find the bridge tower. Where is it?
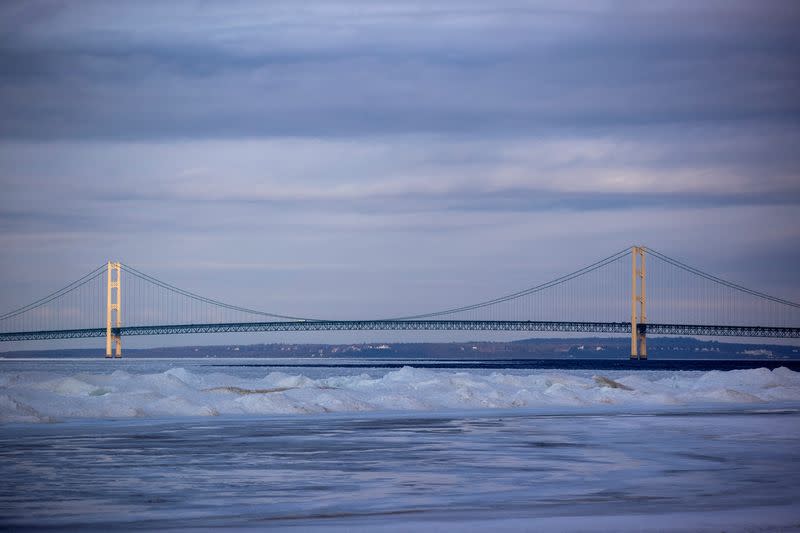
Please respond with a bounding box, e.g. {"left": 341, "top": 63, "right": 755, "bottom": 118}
{"left": 106, "top": 261, "right": 122, "bottom": 358}
{"left": 631, "top": 246, "right": 647, "bottom": 359}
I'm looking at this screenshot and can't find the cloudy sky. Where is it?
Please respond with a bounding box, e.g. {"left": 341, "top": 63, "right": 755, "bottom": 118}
{"left": 1, "top": 1, "right": 799, "bottom": 347}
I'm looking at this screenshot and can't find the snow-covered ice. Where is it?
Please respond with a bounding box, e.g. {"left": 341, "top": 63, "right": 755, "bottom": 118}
{"left": 1, "top": 363, "right": 799, "bottom": 422}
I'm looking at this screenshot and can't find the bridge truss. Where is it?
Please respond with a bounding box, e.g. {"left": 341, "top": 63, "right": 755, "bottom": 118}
{"left": 2, "top": 320, "right": 799, "bottom": 343}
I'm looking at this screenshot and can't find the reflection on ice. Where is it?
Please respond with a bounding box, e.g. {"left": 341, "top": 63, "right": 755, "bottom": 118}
{"left": 1, "top": 408, "right": 799, "bottom": 530}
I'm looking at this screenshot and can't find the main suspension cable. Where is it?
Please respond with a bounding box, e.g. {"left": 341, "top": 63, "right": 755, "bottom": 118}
{"left": 0, "top": 265, "right": 106, "bottom": 321}
{"left": 647, "top": 248, "right": 800, "bottom": 309}
{"left": 386, "top": 247, "right": 631, "bottom": 320}
{"left": 119, "top": 263, "right": 316, "bottom": 322}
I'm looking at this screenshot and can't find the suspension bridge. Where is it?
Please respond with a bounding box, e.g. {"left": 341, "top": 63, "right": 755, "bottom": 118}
{"left": 1, "top": 246, "right": 799, "bottom": 359}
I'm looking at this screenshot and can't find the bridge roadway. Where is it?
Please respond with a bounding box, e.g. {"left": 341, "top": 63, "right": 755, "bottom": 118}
{"left": 1, "top": 320, "right": 799, "bottom": 342}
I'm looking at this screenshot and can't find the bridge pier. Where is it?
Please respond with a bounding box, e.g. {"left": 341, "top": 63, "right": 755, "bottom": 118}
{"left": 631, "top": 246, "right": 647, "bottom": 360}
{"left": 106, "top": 261, "right": 122, "bottom": 358}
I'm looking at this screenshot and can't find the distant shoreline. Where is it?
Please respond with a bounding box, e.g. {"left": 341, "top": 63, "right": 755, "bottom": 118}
{"left": 3, "top": 336, "right": 799, "bottom": 361}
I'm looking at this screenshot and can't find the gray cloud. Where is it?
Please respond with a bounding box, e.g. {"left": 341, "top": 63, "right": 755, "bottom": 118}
{"left": 0, "top": 1, "right": 799, "bottom": 349}
{"left": 1, "top": 1, "right": 798, "bottom": 140}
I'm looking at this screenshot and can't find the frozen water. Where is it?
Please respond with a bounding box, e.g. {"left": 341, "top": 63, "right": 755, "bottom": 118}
{"left": 2, "top": 405, "right": 799, "bottom": 531}
{"left": 2, "top": 359, "right": 799, "bottom": 531}
{"left": 1, "top": 360, "right": 799, "bottom": 422}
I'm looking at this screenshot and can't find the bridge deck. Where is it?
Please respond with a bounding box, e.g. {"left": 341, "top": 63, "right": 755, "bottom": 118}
{"left": 1, "top": 320, "right": 799, "bottom": 341}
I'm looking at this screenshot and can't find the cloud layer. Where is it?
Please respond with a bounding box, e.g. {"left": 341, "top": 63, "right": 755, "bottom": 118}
{"left": 0, "top": 1, "right": 798, "bottom": 347}
{"left": 1, "top": 1, "right": 798, "bottom": 139}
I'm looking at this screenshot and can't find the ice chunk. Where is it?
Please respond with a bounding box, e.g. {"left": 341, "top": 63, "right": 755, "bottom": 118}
{"left": 1, "top": 366, "right": 799, "bottom": 423}
{"left": 593, "top": 375, "right": 634, "bottom": 390}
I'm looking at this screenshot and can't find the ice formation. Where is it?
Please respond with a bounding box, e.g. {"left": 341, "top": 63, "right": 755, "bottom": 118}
{"left": 1, "top": 366, "right": 799, "bottom": 422}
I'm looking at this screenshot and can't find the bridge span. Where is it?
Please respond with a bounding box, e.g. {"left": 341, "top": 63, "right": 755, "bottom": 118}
{"left": 2, "top": 320, "right": 799, "bottom": 343}
{"left": 2, "top": 246, "right": 799, "bottom": 359}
